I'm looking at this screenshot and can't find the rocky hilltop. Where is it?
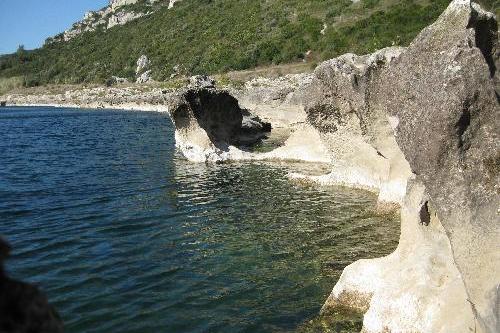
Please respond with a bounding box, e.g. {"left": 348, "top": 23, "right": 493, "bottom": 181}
{"left": 48, "top": 0, "right": 181, "bottom": 43}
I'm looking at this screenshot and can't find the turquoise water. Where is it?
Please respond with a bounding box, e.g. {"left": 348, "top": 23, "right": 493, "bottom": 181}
{"left": 0, "top": 107, "right": 399, "bottom": 332}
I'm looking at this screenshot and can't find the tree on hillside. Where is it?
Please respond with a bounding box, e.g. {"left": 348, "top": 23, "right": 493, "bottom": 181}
{"left": 16, "top": 45, "right": 27, "bottom": 63}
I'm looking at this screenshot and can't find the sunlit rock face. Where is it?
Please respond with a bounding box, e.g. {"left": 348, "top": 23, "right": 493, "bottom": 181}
{"left": 109, "top": 0, "right": 140, "bottom": 10}
{"left": 167, "top": 87, "right": 272, "bottom": 163}
{"left": 109, "top": 0, "right": 161, "bottom": 10}
{"left": 321, "top": 1, "right": 499, "bottom": 332}
{"left": 303, "top": 47, "right": 412, "bottom": 207}
{"left": 48, "top": 0, "right": 171, "bottom": 43}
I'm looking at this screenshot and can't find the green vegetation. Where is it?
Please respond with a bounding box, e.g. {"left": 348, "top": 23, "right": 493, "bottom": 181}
{"left": 0, "top": 0, "right": 458, "bottom": 88}
{"left": 476, "top": 0, "right": 500, "bottom": 16}
{"left": 0, "top": 76, "right": 24, "bottom": 95}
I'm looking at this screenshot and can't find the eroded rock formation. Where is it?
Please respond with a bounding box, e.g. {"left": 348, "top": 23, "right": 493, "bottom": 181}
{"left": 47, "top": 0, "right": 175, "bottom": 43}
{"left": 167, "top": 87, "right": 271, "bottom": 162}
{"left": 165, "top": 1, "right": 499, "bottom": 331}
{"left": 317, "top": 1, "right": 499, "bottom": 332}
{"left": 302, "top": 47, "right": 412, "bottom": 206}
{"left": 136, "top": 55, "right": 153, "bottom": 83}
{"left": 4, "top": 1, "right": 498, "bottom": 330}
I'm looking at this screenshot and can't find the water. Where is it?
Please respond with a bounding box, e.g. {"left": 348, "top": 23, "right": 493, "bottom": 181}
{"left": 0, "top": 106, "right": 399, "bottom": 332}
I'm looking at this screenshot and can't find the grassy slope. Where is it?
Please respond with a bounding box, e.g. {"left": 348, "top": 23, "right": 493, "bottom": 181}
{"left": 0, "top": 0, "right": 459, "bottom": 86}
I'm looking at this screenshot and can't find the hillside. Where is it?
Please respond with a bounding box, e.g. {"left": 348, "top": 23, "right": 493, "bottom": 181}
{"left": 0, "top": 0, "right": 496, "bottom": 88}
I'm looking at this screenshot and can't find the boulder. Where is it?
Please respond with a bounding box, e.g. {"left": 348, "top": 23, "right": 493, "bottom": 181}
{"left": 136, "top": 55, "right": 151, "bottom": 75}
{"left": 303, "top": 47, "right": 411, "bottom": 205}
{"left": 188, "top": 75, "right": 216, "bottom": 89}
{"left": 136, "top": 70, "right": 152, "bottom": 84}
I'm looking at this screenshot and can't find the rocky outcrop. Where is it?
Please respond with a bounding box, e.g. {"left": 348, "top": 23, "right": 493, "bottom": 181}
{"left": 318, "top": 1, "right": 499, "bottom": 332}
{"left": 166, "top": 87, "right": 271, "bottom": 162}
{"left": 302, "top": 47, "right": 411, "bottom": 206}
{"left": 160, "top": 1, "right": 498, "bottom": 331}
{"left": 189, "top": 75, "right": 216, "bottom": 89}
{"left": 168, "top": 0, "right": 182, "bottom": 9}
{"left": 107, "top": 10, "right": 145, "bottom": 28}
{"left": 0, "top": 238, "right": 64, "bottom": 332}
{"left": 136, "top": 55, "right": 153, "bottom": 83}
{"left": 48, "top": 0, "right": 170, "bottom": 43}
{"left": 232, "top": 73, "right": 313, "bottom": 128}
{"left": 136, "top": 55, "right": 151, "bottom": 76}
{"left": 110, "top": 0, "right": 143, "bottom": 10}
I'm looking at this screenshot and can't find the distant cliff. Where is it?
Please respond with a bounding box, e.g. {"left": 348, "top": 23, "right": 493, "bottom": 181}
{"left": 47, "top": 0, "right": 181, "bottom": 43}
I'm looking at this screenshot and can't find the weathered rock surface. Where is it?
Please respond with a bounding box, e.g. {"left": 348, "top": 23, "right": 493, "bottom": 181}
{"left": 107, "top": 10, "right": 145, "bottom": 28}
{"left": 0, "top": 238, "right": 64, "bottom": 333}
{"left": 318, "top": 1, "right": 499, "bottom": 332}
{"left": 189, "top": 75, "right": 216, "bottom": 89}
{"left": 48, "top": 0, "right": 172, "bottom": 43}
{"left": 231, "top": 73, "right": 313, "bottom": 128}
{"left": 303, "top": 47, "right": 411, "bottom": 206}
{"left": 166, "top": 88, "right": 271, "bottom": 162}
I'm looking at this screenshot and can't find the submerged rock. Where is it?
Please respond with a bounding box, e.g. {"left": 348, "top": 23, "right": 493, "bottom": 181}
{"left": 0, "top": 238, "right": 63, "bottom": 333}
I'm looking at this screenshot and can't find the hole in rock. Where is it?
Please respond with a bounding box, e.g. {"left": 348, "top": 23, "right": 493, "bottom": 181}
{"left": 419, "top": 201, "right": 431, "bottom": 226}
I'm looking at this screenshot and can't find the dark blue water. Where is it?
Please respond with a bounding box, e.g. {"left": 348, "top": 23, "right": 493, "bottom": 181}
{"left": 0, "top": 107, "right": 399, "bottom": 332}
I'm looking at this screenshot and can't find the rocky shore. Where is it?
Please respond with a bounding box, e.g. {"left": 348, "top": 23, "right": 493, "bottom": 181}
{"left": 2, "top": 1, "right": 499, "bottom": 332}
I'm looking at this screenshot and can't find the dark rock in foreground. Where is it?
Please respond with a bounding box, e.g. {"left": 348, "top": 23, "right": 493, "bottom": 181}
{"left": 0, "top": 238, "right": 63, "bottom": 333}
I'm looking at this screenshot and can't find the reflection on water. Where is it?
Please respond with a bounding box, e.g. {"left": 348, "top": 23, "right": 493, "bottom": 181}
{"left": 0, "top": 107, "right": 399, "bottom": 332}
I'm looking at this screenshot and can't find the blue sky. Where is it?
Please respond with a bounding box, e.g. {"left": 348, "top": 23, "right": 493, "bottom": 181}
{"left": 0, "top": 0, "right": 108, "bottom": 55}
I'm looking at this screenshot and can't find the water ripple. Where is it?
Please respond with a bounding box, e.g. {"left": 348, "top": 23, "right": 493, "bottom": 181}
{"left": 0, "top": 107, "right": 399, "bottom": 332}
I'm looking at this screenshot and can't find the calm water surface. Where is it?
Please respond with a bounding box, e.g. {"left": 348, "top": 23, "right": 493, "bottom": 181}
{"left": 0, "top": 107, "right": 399, "bottom": 332}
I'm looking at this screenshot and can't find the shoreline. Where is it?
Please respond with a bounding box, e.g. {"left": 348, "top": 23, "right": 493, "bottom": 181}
{"left": 1, "top": 2, "right": 499, "bottom": 330}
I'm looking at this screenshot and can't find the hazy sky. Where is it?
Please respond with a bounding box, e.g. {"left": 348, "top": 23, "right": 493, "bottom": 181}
{"left": 0, "top": 0, "right": 108, "bottom": 55}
